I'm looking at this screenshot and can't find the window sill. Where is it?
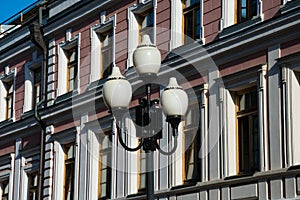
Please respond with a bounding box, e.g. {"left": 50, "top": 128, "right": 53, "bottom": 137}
{"left": 55, "top": 90, "right": 78, "bottom": 104}
{"left": 171, "top": 180, "right": 198, "bottom": 190}
{"left": 126, "top": 189, "right": 146, "bottom": 198}
{"left": 0, "top": 118, "right": 14, "bottom": 129}
{"left": 281, "top": 0, "right": 300, "bottom": 14}
{"left": 224, "top": 171, "right": 256, "bottom": 180}
{"left": 219, "top": 17, "right": 262, "bottom": 39}
{"left": 21, "top": 109, "right": 35, "bottom": 119}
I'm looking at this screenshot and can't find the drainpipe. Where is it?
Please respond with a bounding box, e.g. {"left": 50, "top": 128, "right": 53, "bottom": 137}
{"left": 29, "top": 2, "right": 47, "bottom": 198}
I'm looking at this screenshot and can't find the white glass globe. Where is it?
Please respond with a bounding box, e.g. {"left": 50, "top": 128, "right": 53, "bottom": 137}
{"left": 161, "top": 77, "right": 188, "bottom": 117}
{"left": 102, "top": 67, "right": 132, "bottom": 109}
{"left": 133, "top": 35, "right": 161, "bottom": 76}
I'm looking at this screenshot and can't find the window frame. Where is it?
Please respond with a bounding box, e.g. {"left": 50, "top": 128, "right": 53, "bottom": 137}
{"left": 235, "top": 86, "right": 260, "bottom": 174}
{"left": 219, "top": 65, "right": 267, "bottom": 177}
{"left": 90, "top": 14, "right": 116, "bottom": 83}
{"left": 24, "top": 53, "right": 43, "bottom": 113}
{"left": 184, "top": 105, "right": 201, "bottom": 183}
{"left": 0, "top": 70, "right": 15, "bottom": 122}
{"left": 57, "top": 33, "right": 81, "bottom": 96}
{"left": 63, "top": 143, "right": 76, "bottom": 200}
{"left": 98, "top": 133, "right": 112, "bottom": 199}
{"left": 221, "top": 0, "right": 261, "bottom": 29}
{"left": 182, "top": 0, "right": 201, "bottom": 43}
{"left": 27, "top": 172, "right": 38, "bottom": 200}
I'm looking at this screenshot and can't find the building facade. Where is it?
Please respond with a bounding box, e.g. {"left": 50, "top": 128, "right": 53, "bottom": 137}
{"left": 0, "top": 0, "right": 300, "bottom": 199}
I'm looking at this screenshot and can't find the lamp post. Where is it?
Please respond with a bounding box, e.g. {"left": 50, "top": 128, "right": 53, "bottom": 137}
{"left": 102, "top": 35, "right": 188, "bottom": 200}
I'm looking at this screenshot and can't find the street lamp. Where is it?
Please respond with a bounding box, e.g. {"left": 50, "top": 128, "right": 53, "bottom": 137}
{"left": 102, "top": 35, "right": 188, "bottom": 200}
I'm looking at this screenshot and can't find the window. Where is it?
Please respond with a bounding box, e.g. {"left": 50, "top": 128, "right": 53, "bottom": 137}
{"left": 183, "top": 0, "right": 200, "bottom": 43}
{"left": 1, "top": 180, "right": 9, "bottom": 200}
{"left": 66, "top": 47, "right": 78, "bottom": 92}
{"left": 220, "top": 66, "right": 267, "bottom": 177}
{"left": 98, "top": 134, "right": 111, "bottom": 199}
{"left": 0, "top": 72, "right": 14, "bottom": 122}
{"left": 184, "top": 106, "right": 201, "bottom": 182}
{"left": 221, "top": 0, "right": 260, "bottom": 29}
{"left": 236, "top": 0, "right": 258, "bottom": 23}
{"left": 4, "top": 80, "right": 13, "bottom": 120}
{"left": 33, "top": 68, "right": 41, "bottom": 108}
{"left": 63, "top": 144, "right": 75, "bottom": 200}
{"left": 100, "top": 30, "right": 113, "bottom": 79}
{"left": 138, "top": 11, "right": 154, "bottom": 43}
{"left": 28, "top": 172, "right": 38, "bottom": 200}
{"left": 57, "top": 33, "right": 80, "bottom": 96}
{"left": 90, "top": 14, "right": 116, "bottom": 82}
{"left": 236, "top": 87, "right": 259, "bottom": 174}
{"left": 23, "top": 53, "right": 43, "bottom": 112}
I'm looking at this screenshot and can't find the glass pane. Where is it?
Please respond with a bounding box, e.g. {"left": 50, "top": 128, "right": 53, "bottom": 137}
{"left": 101, "top": 154, "right": 107, "bottom": 166}
{"left": 140, "top": 174, "right": 146, "bottom": 189}
{"left": 102, "top": 136, "right": 110, "bottom": 149}
{"left": 140, "top": 159, "right": 146, "bottom": 172}
{"left": 100, "top": 183, "right": 107, "bottom": 197}
{"left": 186, "top": 164, "right": 194, "bottom": 180}
{"left": 67, "top": 145, "right": 74, "bottom": 159}
{"left": 238, "top": 116, "right": 249, "bottom": 172}
{"left": 69, "top": 50, "right": 76, "bottom": 62}
{"left": 69, "top": 67, "right": 74, "bottom": 80}
{"left": 68, "top": 81, "right": 74, "bottom": 91}
{"left": 101, "top": 169, "right": 107, "bottom": 182}
{"left": 184, "top": 12, "right": 193, "bottom": 38}
{"left": 253, "top": 115, "right": 259, "bottom": 170}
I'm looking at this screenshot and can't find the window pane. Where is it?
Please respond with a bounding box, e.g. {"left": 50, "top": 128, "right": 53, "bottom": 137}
{"left": 140, "top": 174, "right": 146, "bottom": 189}
{"left": 100, "top": 183, "right": 107, "bottom": 197}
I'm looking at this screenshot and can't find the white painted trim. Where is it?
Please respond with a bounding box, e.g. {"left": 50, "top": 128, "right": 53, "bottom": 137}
{"left": 87, "top": 129, "right": 99, "bottom": 200}
{"left": 124, "top": 117, "right": 138, "bottom": 195}
{"left": 200, "top": 84, "right": 208, "bottom": 181}
{"left": 23, "top": 53, "right": 43, "bottom": 113}
{"left": 0, "top": 70, "right": 16, "bottom": 122}
{"left": 170, "top": 0, "right": 183, "bottom": 50}
{"left": 52, "top": 141, "right": 64, "bottom": 200}
{"left": 258, "top": 65, "right": 268, "bottom": 171}
{"left": 57, "top": 33, "right": 81, "bottom": 96}
{"left": 13, "top": 138, "right": 22, "bottom": 200}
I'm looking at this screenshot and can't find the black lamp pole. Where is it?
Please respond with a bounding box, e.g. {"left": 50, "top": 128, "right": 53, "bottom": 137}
{"left": 114, "top": 83, "right": 179, "bottom": 200}
{"left": 103, "top": 35, "right": 188, "bottom": 200}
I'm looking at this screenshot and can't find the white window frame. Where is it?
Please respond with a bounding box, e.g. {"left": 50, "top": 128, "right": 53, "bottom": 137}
{"left": 0, "top": 153, "right": 15, "bottom": 200}
{"left": 19, "top": 146, "right": 40, "bottom": 200}
{"left": 127, "top": 0, "right": 157, "bottom": 69}
{"left": 52, "top": 128, "right": 79, "bottom": 200}
{"left": 170, "top": 0, "right": 203, "bottom": 49}
{"left": 0, "top": 69, "right": 16, "bottom": 122}
{"left": 219, "top": 65, "right": 268, "bottom": 177}
{"left": 90, "top": 14, "right": 116, "bottom": 83}
{"left": 220, "top": 0, "right": 262, "bottom": 29}
{"left": 57, "top": 33, "right": 81, "bottom": 96}
{"left": 24, "top": 52, "right": 43, "bottom": 113}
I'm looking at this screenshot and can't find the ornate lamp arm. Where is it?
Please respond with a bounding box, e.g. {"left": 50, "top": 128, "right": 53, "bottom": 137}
{"left": 116, "top": 124, "right": 143, "bottom": 152}
{"left": 157, "top": 135, "right": 178, "bottom": 155}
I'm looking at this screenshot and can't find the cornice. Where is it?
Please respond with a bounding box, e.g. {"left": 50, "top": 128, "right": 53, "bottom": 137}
{"left": 43, "top": 0, "right": 114, "bottom": 37}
